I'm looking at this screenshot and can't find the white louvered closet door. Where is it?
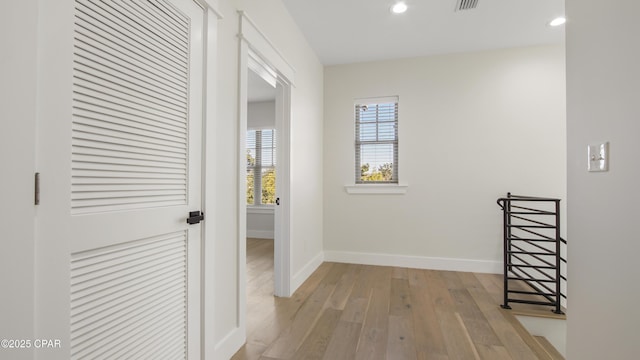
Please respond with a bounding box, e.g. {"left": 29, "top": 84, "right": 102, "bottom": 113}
{"left": 37, "top": 0, "right": 205, "bottom": 359}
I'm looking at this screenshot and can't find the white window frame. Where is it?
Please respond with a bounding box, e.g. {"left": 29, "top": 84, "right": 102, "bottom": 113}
{"left": 346, "top": 96, "right": 407, "bottom": 194}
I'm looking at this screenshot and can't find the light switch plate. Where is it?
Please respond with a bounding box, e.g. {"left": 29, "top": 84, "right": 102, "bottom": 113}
{"left": 588, "top": 142, "right": 609, "bottom": 172}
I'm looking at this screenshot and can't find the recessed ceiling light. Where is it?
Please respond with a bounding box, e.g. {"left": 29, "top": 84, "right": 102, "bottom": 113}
{"left": 549, "top": 17, "right": 566, "bottom": 27}
{"left": 391, "top": 2, "right": 408, "bottom": 14}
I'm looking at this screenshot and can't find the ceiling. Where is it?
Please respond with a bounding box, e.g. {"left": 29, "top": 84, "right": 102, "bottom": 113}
{"left": 281, "top": 0, "right": 565, "bottom": 65}
{"left": 248, "top": 69, "right": 276, "bottom": 102}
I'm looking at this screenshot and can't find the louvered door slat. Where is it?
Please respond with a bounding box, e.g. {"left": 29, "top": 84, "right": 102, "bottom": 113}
{"left": 73, "top": 40, "right": 186, "bottom": 104}
{"left": 113, "top": 317, "right": 185, "bottom": 360}
{"left": 72, "top": 121, "right": 186, "bottom": 152}
{"left": 74, "top": 76, "right": 187, "bottom": 117}
{"left": 76, "top": 1, "right": 187, "bottom": 75}
{"left": 72, "top": 177, "right": 185, "bottom": 185}
{"left": 72, "top": 115, "right": 186, "bottom": 145}
{"left": 72, "top": 132, "right": 186, "bottom": 156}
{"left": 72, "top": 153, "right": 187, "bottom": 170}
{"left": 71, "top": 266, "right": 185, "bottom": 322}
{"left": 111, "top": 0, "right": 188, "bottom": 55}
{"left": 70, "top": 231, "right": 187, "bottom": 360}
{"left": 73, "top": 43, "right": 186, "bottom": 103}
{"left": 72, "top": 196, "right": 187, "bottom": 212}
{"left": 72, "top": 102, "right": 186, "bottom": 135}
{"left": 95, "top": 0, "right": 188, "bottom": 63}
{"left": 71, "top": 270, "right": 185, "bottom": 323}
{"left": 72, "top": 146, "right": 186, "bottom": 165}
{"left": 72, "top": 170, "right": 185, "bottom": 180}
{"left": 74, "top": 89, "right": 186, "bottom": 126}
{"left": 73, "top": 183, "right": 186, "bottom": 192}
{"left": 72, "top": 292, "right": 185, "bottom": 354}
{"left": 73, "top": 22, "right": 187, "bottom": 94}
{"left": 127, "top": 0, "right": 188, "bottom": 42}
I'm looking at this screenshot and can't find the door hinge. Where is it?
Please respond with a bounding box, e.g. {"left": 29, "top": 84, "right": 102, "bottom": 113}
{"left": 34, "top": 172, "right": 40, "bottom": 205}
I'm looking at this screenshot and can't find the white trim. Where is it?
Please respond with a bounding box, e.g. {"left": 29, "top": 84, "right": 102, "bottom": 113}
{"left": 248, "top": 50, "right": 277, "bottom": 87}
{"left": 213, "top": 326, "right": 245, "bottom": 360}
{"left": 324, "top": 251, "right": 502, "bottom": 274}
{"left": 345, "top": 184, "right": 409, "bottom": 194}
{"left": 355, "top": 95, "right": 399, "bottom": 105}
{"left": 202, "top": 6, "right": 222, "bottom": 360}
{"left": 247, "top": 230, "right": 274, "bottom": 239}
{"left": 273, "top": 77, "right": 292, "bottom": 297}
{"left": 291, "top": 252, "right": 325, "bottom": 293}
{"left": 238, "top": 11, "right": 296, "bottom": 86}
{"left": 196, "top": 0, "right": 223, "bottom": 19}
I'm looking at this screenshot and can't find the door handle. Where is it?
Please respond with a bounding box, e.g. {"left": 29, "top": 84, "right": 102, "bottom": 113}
{"left": 187, "top": 211, "right": 204, "bottom": 224}
{"left": 275, "top": 198, "right": 280, "bottom": 206}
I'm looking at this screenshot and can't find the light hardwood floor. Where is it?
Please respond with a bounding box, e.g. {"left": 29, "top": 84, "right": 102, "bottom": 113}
{"left": 233, "top": 238, "right": 562, "bottom": 360}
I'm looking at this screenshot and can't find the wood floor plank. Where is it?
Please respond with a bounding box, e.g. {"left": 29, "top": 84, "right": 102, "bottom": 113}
{"left": 410, "top": 286, "right": 449, "bottom": 359}
{"left": 533, "top": 336, "right": 565, "bottom": 360}
{"left": 499, "top": 308, "right": 553, "bottom": 360}
{"left": 449, "top": 288, "right": 502, "bottom": 347}
{"left": 262, "top": 281, "right": 338, "bottom": 359}
{"left": 389, "top": 278, "right": 412, "bottom": 316}
{"left": 407, "top": 268, "right": 429, "bottom": 289}
{"left": 435, "top": 309, "right": 481, "bottom": 360}
{"left": 423, "top": 270, "right": 456, "bottom": 311}
{"left": 354, "top": 267, "right": 392, "bottom": 360}
{"left": 465, "top": 277, "right": 543, "bottom": 360}
{"left": 291, "top": 308, "right": 342, "bottom": 360}
{"left": 392, "top": 266, "right": 409, "bottom": 279}
{"left": 327, "top": 264, "right": 361, "bottom": 311}
{"left": 386, "top": 314, "right": 418, "bottom": 360}
{"left": 231, "top": 342, "right": 267, "bottom": 360}
{"left": 476, "top": 344, "right": 513, "bottom": 360}
{"left": 322, "top": 320, "right": 362, "bottom": 360}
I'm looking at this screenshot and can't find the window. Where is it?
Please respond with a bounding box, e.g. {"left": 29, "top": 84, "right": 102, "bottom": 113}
{"left": 247, "top": 129, "right": 276, "bottom": 205}
{"left": 355, "top": 97, "right": 398, "bottom": 184}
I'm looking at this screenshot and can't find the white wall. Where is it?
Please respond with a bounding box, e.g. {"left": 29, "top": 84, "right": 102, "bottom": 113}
{"left": 324, "top": 45, "right": 566, "bottom": 272}
{"left": 0, "top": 2, "right": 38, "bottom": 359}
{"left": 247, "top": 208, "right": 274, "bottom": 239}
{"left": 248, "top": 100, "right": 276, "bottom": 129}
{"left": 566, "top": 1, "right": 640, "bottom": 359}
{"left": 214, "top": 0, "right": 324, "bottom": 356}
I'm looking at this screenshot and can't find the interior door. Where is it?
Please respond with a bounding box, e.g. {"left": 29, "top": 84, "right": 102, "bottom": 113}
{"left": 36, "top": 0, "right": 205, "bottom": 359}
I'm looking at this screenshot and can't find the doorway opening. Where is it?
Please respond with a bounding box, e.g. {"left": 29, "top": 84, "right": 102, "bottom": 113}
{"left": 245, "top": 67, "right": 277, "bottom": 307}
{"left": 237, "top": 13, "right": 294, "bottom": 347}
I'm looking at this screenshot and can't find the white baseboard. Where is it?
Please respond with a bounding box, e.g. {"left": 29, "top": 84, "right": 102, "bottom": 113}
{"left": 212, "top": 326, "right": 245, "bottom": 360}
{"left": 291, "top": 251, "right": 325, "bottom": 293}
{"left": 246, "top": 229, "right": 274, "bottom": 239}
{"left": 323, "top": 250, "right": 501, "bottom": 274}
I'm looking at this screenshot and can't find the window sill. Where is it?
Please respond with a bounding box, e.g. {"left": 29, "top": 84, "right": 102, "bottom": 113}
{"left": 344, "top": 183, "right": 408, "bottom": 195}
{"left": 247, "top": 206, "right": 275, "bottom": 214}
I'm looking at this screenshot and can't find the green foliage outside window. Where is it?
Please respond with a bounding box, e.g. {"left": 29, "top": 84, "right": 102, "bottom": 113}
{"left": 360, "top": 162, "right": 393, "bottom": 182}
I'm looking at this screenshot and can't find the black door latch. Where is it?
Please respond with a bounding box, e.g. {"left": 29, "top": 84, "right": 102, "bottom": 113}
{"left": 187, "top": 211, "right": 204, "bottom": 224}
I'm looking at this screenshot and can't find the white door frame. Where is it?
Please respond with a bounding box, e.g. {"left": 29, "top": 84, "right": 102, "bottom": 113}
{"left": 237, "top": 11, "right": 295, "bottom": 304}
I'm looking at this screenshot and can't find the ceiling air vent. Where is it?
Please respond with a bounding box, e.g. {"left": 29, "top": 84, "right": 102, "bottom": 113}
{"left": 456, "top": 0, "right": 479, "bottom": 11}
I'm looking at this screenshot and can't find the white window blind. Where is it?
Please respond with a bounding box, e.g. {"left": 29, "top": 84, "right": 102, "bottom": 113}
{"left": 355, "top": 97, "right": 399, "bottom": 183}
{"left": 247, "top": 129, "right": 276, "bottom": 205}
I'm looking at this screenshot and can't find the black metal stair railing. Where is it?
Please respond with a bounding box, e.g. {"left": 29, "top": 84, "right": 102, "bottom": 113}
{"left": 496, "top": 193, "right": 567, "bottom": 314}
